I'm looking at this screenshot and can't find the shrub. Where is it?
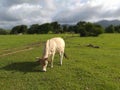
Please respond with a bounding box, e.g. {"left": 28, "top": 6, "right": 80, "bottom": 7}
{"left": 105, "top": 25, "right": 115, "bottom": 33}
{"left": 79, "top": 23, "right": 104, "bottom": 37}
{"left": 0, "top": 29, "right": 8, "bottom": 35}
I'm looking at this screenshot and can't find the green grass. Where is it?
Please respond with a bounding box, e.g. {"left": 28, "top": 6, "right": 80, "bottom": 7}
{"left": 0, "top": 34, "right": 120, "bottom": 90}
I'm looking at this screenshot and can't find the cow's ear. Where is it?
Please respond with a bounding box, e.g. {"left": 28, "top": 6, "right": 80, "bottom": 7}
{"left": 44, "top": 58, "right": 48, "bottom": 60}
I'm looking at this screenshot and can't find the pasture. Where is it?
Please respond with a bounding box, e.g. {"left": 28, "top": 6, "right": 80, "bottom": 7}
{"left": 0, "top": 34, "right": 120, "bottom": 90}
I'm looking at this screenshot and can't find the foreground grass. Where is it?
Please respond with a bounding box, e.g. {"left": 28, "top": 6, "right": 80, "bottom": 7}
{"left": 0, "top": 34, "right": 120, "bottom": 90}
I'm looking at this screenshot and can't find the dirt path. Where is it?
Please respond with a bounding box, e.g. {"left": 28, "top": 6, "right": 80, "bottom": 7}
{"left": 0, "top": 47, "right": 33, "bottom": 57}
{"left": 0, "top": 41, "right": 44, "bottom": 57}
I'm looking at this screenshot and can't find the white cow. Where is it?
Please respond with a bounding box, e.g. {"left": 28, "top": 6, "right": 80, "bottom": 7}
{"left": 36, "top": 37, "right": 67, "bottom": 72}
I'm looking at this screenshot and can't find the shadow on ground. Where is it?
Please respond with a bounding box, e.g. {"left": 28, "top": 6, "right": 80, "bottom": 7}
{"left": 1, "top": 61, "right": 41, "bottom": 73}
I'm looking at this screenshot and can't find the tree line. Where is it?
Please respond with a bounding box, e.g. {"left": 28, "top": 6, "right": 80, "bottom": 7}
{"left": 0, "top": 21, "right": 120, "bottom": 36}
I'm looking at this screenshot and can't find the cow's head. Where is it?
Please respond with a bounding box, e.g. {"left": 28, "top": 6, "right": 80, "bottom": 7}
{"left": 36, "top": 57, "right": 48, "bottom": 72}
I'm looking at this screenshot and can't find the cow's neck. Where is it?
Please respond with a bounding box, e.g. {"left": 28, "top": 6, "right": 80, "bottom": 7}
{"left": 42, "top": 46, "right": 49, "bottom": 59}
{"left": 42, "top": 40, "right": 50, "bottom": 59}
{"left": 42, "top": 52, "right": 48, "bottom": 59}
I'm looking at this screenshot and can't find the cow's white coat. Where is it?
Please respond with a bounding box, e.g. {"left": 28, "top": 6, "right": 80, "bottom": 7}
{"left": 38, "top": 37, "right": 65, "bottom": 72}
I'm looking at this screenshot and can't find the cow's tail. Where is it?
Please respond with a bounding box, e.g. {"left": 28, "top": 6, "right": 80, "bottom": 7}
{"left": 64, "top": 53, "right": 69, "bottom": 59}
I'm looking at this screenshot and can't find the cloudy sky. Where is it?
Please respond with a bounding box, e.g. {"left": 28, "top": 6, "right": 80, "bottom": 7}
{"left": 0, "top": 0, "right": 120, "bottom": 29}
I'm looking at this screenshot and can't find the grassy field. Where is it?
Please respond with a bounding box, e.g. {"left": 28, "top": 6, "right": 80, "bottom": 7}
{"left": 0, "top": 34, "right": 120, "bottom": 90}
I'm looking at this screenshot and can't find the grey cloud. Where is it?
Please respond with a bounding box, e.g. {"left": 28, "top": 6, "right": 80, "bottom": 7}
{"left": 94, "top": 7, "right": 120, "bottom": 20}
{"left": 0, "top": 0, "right": 56, "bottom": 29}
{"left": 1, "top": 0, "right": 40, "bottom": 7}
{"left": 111, "top": 8, "right": 120, "bottom": 17}
{"left": 0, "top": 8, "right": 20, "bottom": 22}
{"left": 53, "top": 2, "right": 120, "bottom": 24}
{"left": 0, "top": 0, "right": 120, "bottom": 29}
{"left": 115, "top": 8, "right": 120, "bottom": 17}
{"left": 53, "top": 5, "right": 101, "bottom": 24}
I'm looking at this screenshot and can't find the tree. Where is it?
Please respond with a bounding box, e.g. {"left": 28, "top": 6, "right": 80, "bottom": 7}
{"left": 62, "top": 25, "right": 68, "bottom": 32}
{"left": 93, "top": 24, "right": 104, "bottom": 36}
{"left": 68, "top": 25, "right": 76, "bottom": 33}
{"left": 27, "top": 24, "right": 39, "bottom": 34}
{"left": 51, "top": 22, "right": 61, "bottom": 33}
{"left": 38, "top": 23, "right": 53, "bottom": 34}
{"left": 77, "top": 22, "right": 104, "bottom": 37}
{"left": 79, "top": 27, "right": 88, "bottom": 37}
{"left": 10, "top": 25, "right": 27, "bottom": 34}
{"left": 114, "top": 25, "right": 120, "bottom": 33}
{"left": 0, "top": 28, "right": 8, "bottom": 35}
{"left": 28, "top": 22, "right": 62, "bottom": 34}
{"left": 105, "top": 25, "right": 115, "bottom": 33}
{"left": 85, "top": 22, "right": 94, "bottom": 34}
{"left": 77, "top": 21, "right": 86, "bottom": 27}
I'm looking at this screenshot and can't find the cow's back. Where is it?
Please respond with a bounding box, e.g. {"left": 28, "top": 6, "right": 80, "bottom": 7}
{"left": 50, "top": 37, "right": 65, "bottom": 53}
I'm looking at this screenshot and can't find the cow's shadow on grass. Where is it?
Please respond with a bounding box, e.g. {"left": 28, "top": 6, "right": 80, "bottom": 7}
{"left": 1, "top": 61, "right": 41, "bottom": 73}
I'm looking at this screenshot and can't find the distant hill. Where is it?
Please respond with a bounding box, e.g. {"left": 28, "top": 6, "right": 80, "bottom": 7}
{"left": 95, "top": 20, "right": 120, "bottom": 27}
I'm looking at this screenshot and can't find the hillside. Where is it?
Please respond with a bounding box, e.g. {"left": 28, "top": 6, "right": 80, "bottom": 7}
{"left": 95, "top": 20, "right": 120, "bottom": 27}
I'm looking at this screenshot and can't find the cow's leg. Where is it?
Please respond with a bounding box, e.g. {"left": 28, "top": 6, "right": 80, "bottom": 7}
{"left": 51, "top": 52, "right": 55, "bottom": 68}
{"left": 60, "top": 52, "right": 64, "bottom": 66}
{"left": 42, "top": 60, "right": 48, "bottom": 72}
